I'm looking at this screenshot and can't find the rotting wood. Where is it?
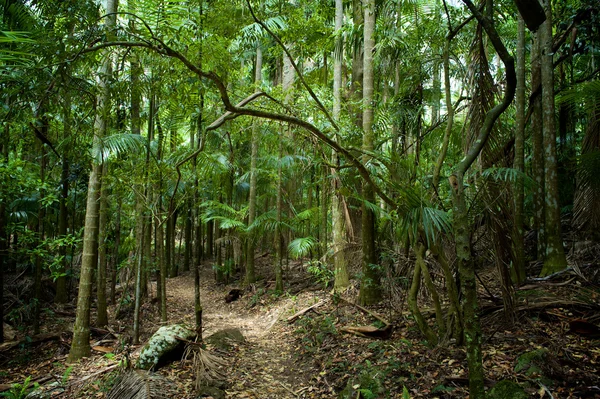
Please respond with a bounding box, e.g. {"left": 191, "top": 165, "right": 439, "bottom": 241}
{"left": 287, "top": 300, "right": 326, "bottom": 323}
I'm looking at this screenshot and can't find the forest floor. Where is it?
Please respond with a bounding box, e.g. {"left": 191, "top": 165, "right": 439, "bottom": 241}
{"left": 1, "top": 254, "right": 600, "bottom": 398}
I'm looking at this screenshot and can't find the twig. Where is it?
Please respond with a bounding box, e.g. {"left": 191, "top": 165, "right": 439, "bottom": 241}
{"left": 278, "top": 381, "right": 300, "bottom": 398}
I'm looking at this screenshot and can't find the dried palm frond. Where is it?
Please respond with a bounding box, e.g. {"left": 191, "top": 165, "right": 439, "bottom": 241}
{"left": 182, "top": 342, "right": 228, "bottom": 391}
{"left": 106, "top": 369, "right": 174, "bottom": 399}
{"left": 574, "top": 102, "right": 600, "bottom": 233}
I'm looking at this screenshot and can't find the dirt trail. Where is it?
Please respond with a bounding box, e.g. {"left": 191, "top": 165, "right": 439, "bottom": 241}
{"left": 165, "top": 270, "right": 319, "bottom": 398}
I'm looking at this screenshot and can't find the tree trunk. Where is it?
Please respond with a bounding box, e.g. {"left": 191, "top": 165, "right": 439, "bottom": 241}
{"left": 332, "top": 0, "right": 349, "bottom": 293}
{"left": 539, "top": 0, "right": 567, "bottom": 276}
{"left": 531, "top": 29, "right": 545, "bottom": 260}
{"left": 319, "top": 163, "right": 328, "bottom": 258}
{"left": 111, "top": 199, "right": 121, "bottom": 304}
{"left": 69, "top": 0, "right": 117, "bottom": 356}
{"left": 512, "top": 16, "right": 527, "bottom": 284}
{"left": 157, "top": 218, "right": 167, "bottom": 322}
{"left": 0, "top": 124, "right": 8, "bottom": 342}
{"left": 33, "top": 131, "right": 46, "bottom": 335}
{"left": 274, "top": 139, "right": 284, "bottom": 293}
{"left": 407, "top": 242, "right": 438, "bottom": 345}
{"left": 246, "top": 43, "right": 262, "bottom": 285}
{"left": 432, "top": 39, "right": 454, "bottom": 198}
{"left": 96, "top": 163, "right": 109, "bottom": 327}
{"left": 56, "top": 84, "right": 71, "bottom": 304}
{"left": 450, "top": 1, "right": 516, "bottom": 395}
{"left": 358, "top": 0, "right": 381, "bottom": 305}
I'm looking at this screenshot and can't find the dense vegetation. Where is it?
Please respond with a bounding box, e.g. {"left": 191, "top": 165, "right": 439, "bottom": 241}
{"left": 1, "top": 0, "right": 599, "bottom": 397}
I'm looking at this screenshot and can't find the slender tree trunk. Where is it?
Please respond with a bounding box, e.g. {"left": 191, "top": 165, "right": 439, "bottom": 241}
{"left": 432, "top": 39, "right": 454, "bottom": 198}
{"left": 56, "top": 84, "right": 71, "bottom": 304}
{"left": 0, "top": 124, "right": 8, "bottom": 342}
{"left": 319, "top": 163, "right": 328, "bottom": 258}
{"left": 407, "top": 243, "right": 438, "bottom": 345}
{"left": 539, "top": 0, "right": 567, "bottom": 276}
{"left": 274, "top": 139, "right": 284, "bottom": 292}
{"left": 111, "top": 199, "right": 121, "bottom": 304}
{"left": 332, "top": 0, "right": 348, "bottom": 292}
{"left": 246, "top": 43, "right": 262, "bottom": 285}
{"left": 133, "top": 222, "right": 144, "bottom": 344}
{"left": 96, "top": 163, "right": 109, "bottom": 327}
{"left": 69, "top": 0, "right": 117, "bottom": 357}
{"left": 512, "top": 16, "right": 527, "bottom": 284}
{"left": 33, "top": 139, "right": 46, "bottom": 335}
{"left": 0, "top": 202, "right": 5, "bottom": 343}
{"left": 184, "top": 203, "right": 191, "bottom": 272}
{"left": 157, "top": 217, "right": 167, "bottom": 322}
{"left": 531, "top": 29, "right": 545, "bottom": 260}
{"left": 450, "top": 1, "right": 516, "bottom": 395}
{"left": 359, "top": 0, "right": 381, "bottom": 305}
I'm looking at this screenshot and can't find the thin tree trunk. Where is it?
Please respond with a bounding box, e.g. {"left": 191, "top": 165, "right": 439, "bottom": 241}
{"left": 69, "top": 0, "right": 117, "bottom": 357}
{"left": 449, "top": 1, "right": 516, "bottom": 395}
{"left": 184, "top": 202, "right": 191, "bottom": 272}
{"left": 407, "top": 243, "right": 438, "bottom": 345}
{"left": 96, "top": 163, "right": 109, "bottom": 327}
{"left": 33, "top": 138, "right": 46, "bottom": 335}
{"left": 111, "top": 199, "right": 121, "bottom": 304}
{"left": 246, "top": 43, "right": 262, "bottom": 285}
{"left": 539, "top": 0, "right": 567, "bottom": 276}
{"left": 332, "top": 0, "right": 348, "bottom": 292}
{"left": 157, "top": 218, "right": 167, "bottom": 322}
{"left": 319, "top": 163, "right": 328, "bottom": 258}
{"left": 512, "top": 16, "right": 527, "bottom": 284}
{"left": 359, "top": 0, "right": 381, "bottom": 305}
{"left": 531, "top": 29, "right": 545, "bottom": 260}
{"left": 432, "top": 39, "right": 454, "bottom": 198}
{"left": 274, "top": 139, "right": 284, "bottom": 292}
{"left": 0, "top": 123, "right": 8, "bottom": 342}
{"left": 56, "top": 84, "right": 70, "bottom": 304}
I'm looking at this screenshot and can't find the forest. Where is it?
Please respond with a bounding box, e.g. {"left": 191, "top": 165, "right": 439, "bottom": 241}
{"left": 0, "top": 0, "right": 599, "bottom": 397}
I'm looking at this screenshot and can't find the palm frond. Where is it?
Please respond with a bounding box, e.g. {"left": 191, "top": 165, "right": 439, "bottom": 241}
{"left": 288, "top": 236, "right": 317, "bottom": 259}
{"left": 94, "top": 134, "right": 147, "bottom": 163}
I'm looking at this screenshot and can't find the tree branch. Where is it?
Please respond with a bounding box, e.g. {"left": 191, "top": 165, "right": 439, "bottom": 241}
{"left": 244, "top": 0, "right": 339, "bottom": 132}
{"left": 456, "top": 0, "right": 516, "bottom": 176}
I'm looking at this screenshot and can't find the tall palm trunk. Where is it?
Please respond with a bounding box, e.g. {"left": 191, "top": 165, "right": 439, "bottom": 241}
{"left": 96, "top": 163, "right": 109, "bottom": 327}
{"left": 56, "top": 79, "right": 71, "bottom": 304}
{"left": 358, "top": 0, "right": 381, "bottom": 305}
{"left": 246, "top": 43, "right": 262, "bottom": 285}
{"left": 0, "top": 124, "right": 8, "bottom": 342}
{"left": 274, "top": 138, "right": 284, "bottom": 292}
{"left": 531, "top": 29, "right": 545, "bottom": 259}
{"left": 69, "top": 0, "right": 117, "bottom": 359}
{"left": 332, "top": 0, "right": 348, "bottom": 292}
{"left": 33, "top": 134, "right": 46, "bottom": 335}
{"left": 539, "top": 0, "right": 567, "bottom": 276}
{"left": 512, "top": 16, "right": 527, "bottom": 283}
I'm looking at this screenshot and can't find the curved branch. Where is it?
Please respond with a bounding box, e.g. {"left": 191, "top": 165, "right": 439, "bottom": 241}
{"left": 73, "top": 28, "right": 395, "bottom": 210}
{"left": 456, "top": 0, "right": 516, "bottom": 176}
